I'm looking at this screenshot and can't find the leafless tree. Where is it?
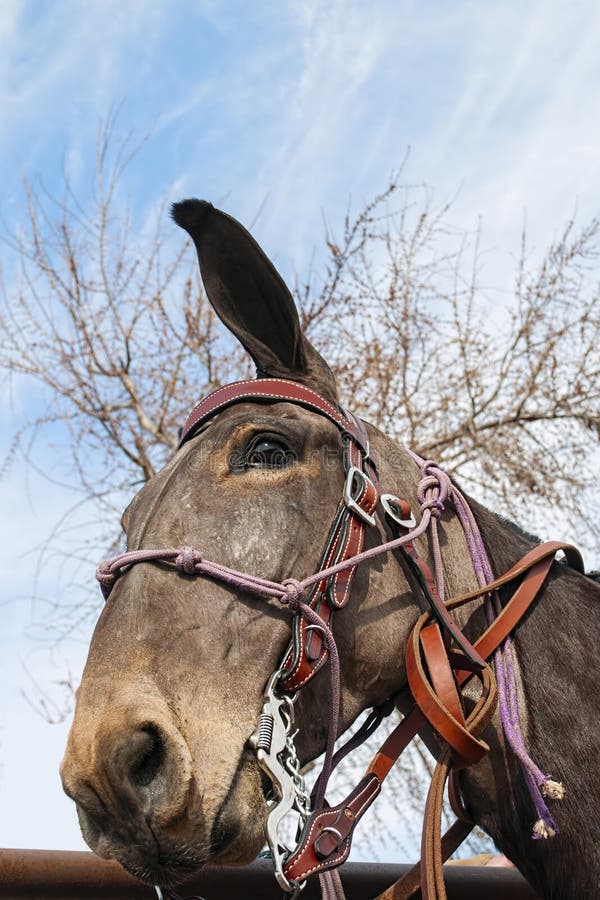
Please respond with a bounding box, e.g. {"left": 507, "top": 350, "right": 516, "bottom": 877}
{"left": 2, "top": 126, "right": 599, "bottom": 860}
{"left": 301, "top": 180, "right": 600, "bottom": 555}
{"left": 1, "top": 123, "right": 248, "bottom": 640}
{"left": 1, "top": 124, "right": 245, "bottom": 500}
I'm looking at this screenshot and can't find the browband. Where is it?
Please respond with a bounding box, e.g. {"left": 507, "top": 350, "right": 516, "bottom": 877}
{"left": 178, "top": 378, "right": 370, "bottom": 456}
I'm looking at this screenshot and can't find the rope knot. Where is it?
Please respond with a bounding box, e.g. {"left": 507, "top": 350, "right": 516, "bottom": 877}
{"left": 175, "top": 546, "right": 202, "bottom": 576}
{"left": 420, "top": 498, "right": 445, "bottom": 519}
{"left": 96, "top": 562, "right": 117, "bottom": 600}
{"left": 417, "top": 458, "right": 451, "bottom": 517}
{"left": 281, "top": 578, "right": 304, "bottom": 611}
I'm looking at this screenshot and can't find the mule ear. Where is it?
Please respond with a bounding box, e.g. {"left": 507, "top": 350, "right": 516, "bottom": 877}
{"left": 171, "top": 199, "right": 338, "bottom": 403}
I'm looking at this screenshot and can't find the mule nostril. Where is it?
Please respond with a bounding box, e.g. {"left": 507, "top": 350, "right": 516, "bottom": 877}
{"left": 130, "top": 725, "right": 165, "bottom": 787}
{"left": 79, "top": 712, "right": 193, "bottom": 830}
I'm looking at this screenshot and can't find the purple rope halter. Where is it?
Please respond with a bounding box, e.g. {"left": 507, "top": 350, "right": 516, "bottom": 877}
{"left": 97, "top": 452, "right": 563, "bottom": 842}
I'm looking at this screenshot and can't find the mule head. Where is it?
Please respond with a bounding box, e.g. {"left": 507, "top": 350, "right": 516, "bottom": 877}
{"left": 60, "top": 203, "right": 415, "bottom": 886}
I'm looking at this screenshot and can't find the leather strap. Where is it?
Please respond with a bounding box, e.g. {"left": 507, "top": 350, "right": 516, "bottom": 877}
{"left": 448, "top": 542, "right": 583, "bottom": 666}
{"left": 366, "top": 542, "right": 581, "bottom": 780}
{"left": 329, "top": 441, "right": 379, "bottom": 609}
{"left": 286, "top": 541, "right": 578, "bottom": 894}
{"left": 179, "top": 378, "right": 370, "bottom": 455}
{"left": 399, "top": 537, "right": 486, "bottom": 669}
{"left": 420, "top": 625, "right": 464, "bottom": 737}
{"left": 284, "top": 774, "right": 381, "bottom": 883}
{"left": 370, "top": 542, "right": 579, "bottom": 900}
{"left": 366, "top": 545, "right": 575, "bottom": 861}
{"left": 417, "top": 665, "right": 497, "bottom": 900}
{"left": 280, "top": 439, "right": 378, "bottom": 692}
{"left": 367, "top": 706, "right": 426, "bottom": 782}
{"left": 406, "top": 624, "right": 490, "bottom": 768}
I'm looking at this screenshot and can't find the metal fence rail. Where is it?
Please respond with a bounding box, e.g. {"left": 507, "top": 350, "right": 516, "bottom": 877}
{"left": 0, "top": 849, "right": 540, "bottom": 900}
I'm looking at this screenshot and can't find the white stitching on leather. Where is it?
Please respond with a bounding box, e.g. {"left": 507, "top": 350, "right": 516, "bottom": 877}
{"left": 291, "top": 776, "right": 379, "bottom": 880}
{"left": 181, "top": 378, "right": 348, "bottom": 438}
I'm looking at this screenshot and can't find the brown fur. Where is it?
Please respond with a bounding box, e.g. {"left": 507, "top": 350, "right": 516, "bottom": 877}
{"left": 61, "top": 202, "right": 600, "bottom": 897}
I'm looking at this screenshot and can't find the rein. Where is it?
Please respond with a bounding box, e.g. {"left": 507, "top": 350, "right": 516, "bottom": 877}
{"left": 97, "top": 378, "right": 584, "bottom": 900}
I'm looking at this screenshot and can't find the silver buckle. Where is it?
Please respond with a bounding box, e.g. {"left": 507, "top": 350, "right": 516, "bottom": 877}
{"left": 380, "top": 494, "right": 416, "bottom": 529}
{"left": 343, "top": 466, "right": 377, "bottom": 526}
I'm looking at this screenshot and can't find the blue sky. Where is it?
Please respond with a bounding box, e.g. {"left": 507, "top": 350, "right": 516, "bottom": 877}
{"left": 1, "top": 0, "right": 600, "bottom": 861}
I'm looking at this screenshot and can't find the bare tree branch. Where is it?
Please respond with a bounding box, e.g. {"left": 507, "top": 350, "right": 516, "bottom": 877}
{"left": 2, "top": 126, "right": 599, "bottom": 861}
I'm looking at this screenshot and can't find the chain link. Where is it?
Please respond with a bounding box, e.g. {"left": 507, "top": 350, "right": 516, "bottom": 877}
{"left": 283, "top": 726, "right": 311, "bottom": 822}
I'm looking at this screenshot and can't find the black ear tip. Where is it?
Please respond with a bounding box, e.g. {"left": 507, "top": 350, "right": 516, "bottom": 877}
{"left": 170, "top": 199, "right": 214, "bottom": 235}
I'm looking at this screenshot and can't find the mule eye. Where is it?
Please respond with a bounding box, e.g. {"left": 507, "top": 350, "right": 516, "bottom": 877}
{"left": 246, "top": 439, "right": 296, "bottom": 469}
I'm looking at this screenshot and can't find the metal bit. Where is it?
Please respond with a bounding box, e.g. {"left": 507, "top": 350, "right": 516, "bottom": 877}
{"left": 250, "top": 671, "right": 308, "bottom": 893}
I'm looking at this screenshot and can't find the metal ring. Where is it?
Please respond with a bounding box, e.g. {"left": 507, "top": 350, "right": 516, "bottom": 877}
{"left": 380, "top": 494, "right": 416, "bottom": 529}
{"left": 275, "top": 870, "right": 306, "bottom": 894}
{"left": 320, "top": 825, "right": 345, "bottom": 850}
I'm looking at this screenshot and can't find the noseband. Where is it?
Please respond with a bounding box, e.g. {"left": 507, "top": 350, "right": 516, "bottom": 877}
{"left": 97, "top": 378, "right": 583, "bottom": 900}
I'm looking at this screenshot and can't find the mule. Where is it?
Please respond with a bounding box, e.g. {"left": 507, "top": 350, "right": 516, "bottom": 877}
{"left": 61, "top": 200, "right": 600, "bottom": 900}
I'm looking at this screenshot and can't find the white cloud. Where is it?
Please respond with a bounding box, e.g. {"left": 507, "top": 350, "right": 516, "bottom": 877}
{"left": 208, "top": 0, "right": 409, "bottom": 269}
{"left": 413, "top": 1, "right": 600, "bottom": 274}
{"left": 0, "top": 0, "right": 21, "bottom": 43}
{"left": 0, "top": 1, "right": 168, "bottom": 191}
{"left": 188, "top": 0, "right": 600, "bottom": 291}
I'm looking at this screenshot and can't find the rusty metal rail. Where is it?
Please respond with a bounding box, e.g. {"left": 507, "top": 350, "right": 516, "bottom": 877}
{"left": 0, "top": 849, "right": 540, "bottom": 899}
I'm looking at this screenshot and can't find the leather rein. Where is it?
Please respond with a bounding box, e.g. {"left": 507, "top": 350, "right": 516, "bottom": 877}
{"left": 97, "top": 378, "right": 584, "bottom": 900}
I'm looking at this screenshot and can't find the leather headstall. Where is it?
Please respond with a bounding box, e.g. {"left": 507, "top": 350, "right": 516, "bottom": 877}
{"left": 172, "top": 377, "right": 585, "bottom": 900}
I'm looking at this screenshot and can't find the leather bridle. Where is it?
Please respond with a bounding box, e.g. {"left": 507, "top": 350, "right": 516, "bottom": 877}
{"left": 98, "top": 377, "right": 585, "bottom": 900}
